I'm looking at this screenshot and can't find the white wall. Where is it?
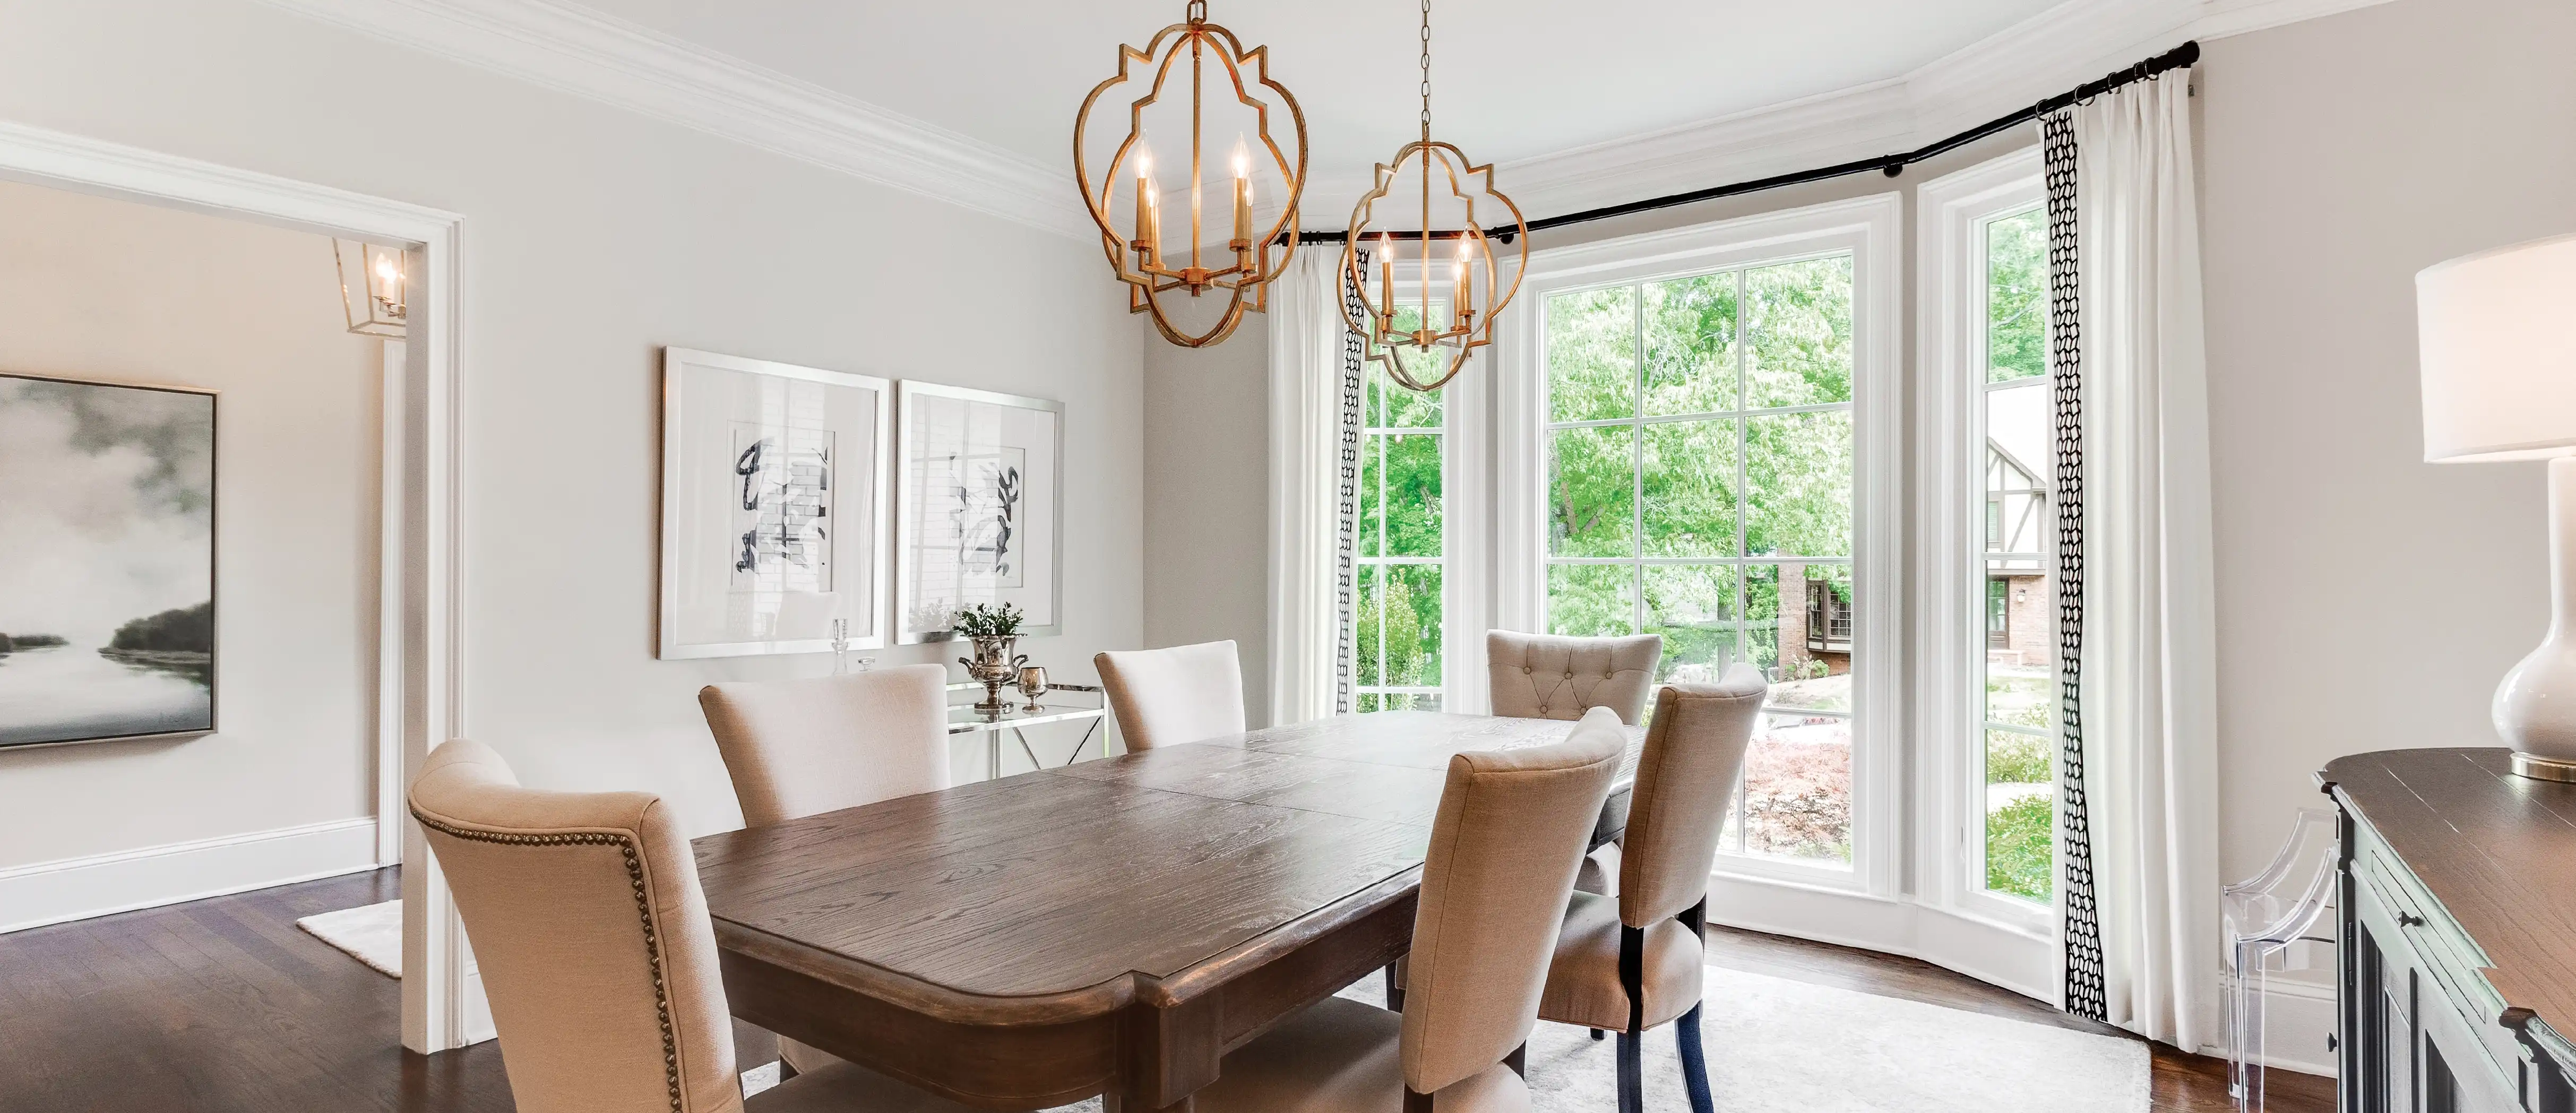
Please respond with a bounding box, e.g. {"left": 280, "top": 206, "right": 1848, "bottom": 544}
{"left": 0, "top": 180, "right": 380, "bottom": 873}
{"left": 1141, "top": 315, "right": 1272, "bottom": 727}
{"left": 2198, "top": 0, "right": 2576, "bottom": 880}
{"left": 0, "top": 0, "right": 1142, "bottom": 871}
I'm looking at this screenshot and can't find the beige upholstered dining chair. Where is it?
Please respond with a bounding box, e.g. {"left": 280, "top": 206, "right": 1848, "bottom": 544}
{"left": 407, "top": 738, "right": 978, "bottom": 1113}
{"left": 699, "top": 664, "right": 949, "bottom": 1074}
{"left": 1190, "top": 713, "right": 1625, "bottom": 1113}
{"left": 1486, "top": 631, "right": 1663, "bottom": 724}
{"left": 698, "top": 665, "right": 950, "bottom": 828}
{"left": 1538, "top": 667, "right": 1765, "bottom": 1113}
{"left": 1094, "top": 639, "right": 1246, "bottom": 751}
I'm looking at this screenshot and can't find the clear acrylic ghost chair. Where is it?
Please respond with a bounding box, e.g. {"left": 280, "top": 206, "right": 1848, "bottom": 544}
{"left": 2223, "top": 807, "right": 2339, "bottom": 1112}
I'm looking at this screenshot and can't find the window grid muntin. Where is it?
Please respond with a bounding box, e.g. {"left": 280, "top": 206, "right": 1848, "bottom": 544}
{"left": 1541, "top": 258, "right": 1858, "bottom": 863}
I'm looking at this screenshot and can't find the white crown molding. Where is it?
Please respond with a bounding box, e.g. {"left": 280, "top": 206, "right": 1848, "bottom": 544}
{"left": 251, "top": 0, "right": 2394, "bottom": 237}
{"left": 1329, "top": 0, "right": 2397, "bottom": 226}
{"left": 249, "top": 0, "right": 1092, "bottom": 238}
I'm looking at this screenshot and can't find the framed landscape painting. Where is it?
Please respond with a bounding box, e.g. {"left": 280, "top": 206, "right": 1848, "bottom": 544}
{"left": 659, "top": 348, "right": 892, "bottom": 660}
{"left": 894, "top": 381, "right": 1063, "bottom": 644}
{"left": 0, "top": 372, "right": 217, "bottom": 748}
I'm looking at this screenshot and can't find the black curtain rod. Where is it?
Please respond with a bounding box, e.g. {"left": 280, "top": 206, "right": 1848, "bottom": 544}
{"left": 1291, "top": 39, "right": 2199, "bottom": 246}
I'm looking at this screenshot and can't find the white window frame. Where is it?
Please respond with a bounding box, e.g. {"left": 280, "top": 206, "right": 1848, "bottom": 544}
{"left": 1351, "top": 263, "right": 1495, "bottom": 715}
{"left": 1497, "top": 193, "right": 1902, "bottom": 902}
{"left": 1915, "top": 148, "right": 2059, "bottom": 969}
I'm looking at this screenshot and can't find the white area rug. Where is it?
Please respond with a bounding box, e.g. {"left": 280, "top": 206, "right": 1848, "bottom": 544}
{"left": 1325, "top": 967, "right": 2148, "bottom": 1113}
{"left": 298, "top": 899, "right": 400, "bottom": 978}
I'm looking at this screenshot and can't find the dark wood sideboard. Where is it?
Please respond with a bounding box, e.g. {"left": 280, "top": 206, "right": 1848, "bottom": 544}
{"left": 2324, "top": 749, "right": 2576, "bottom": 1113}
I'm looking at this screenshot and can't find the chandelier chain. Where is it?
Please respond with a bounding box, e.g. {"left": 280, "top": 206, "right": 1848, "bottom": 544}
{"left": 1418, "top": 0, "right": 1432, "bottom": 139}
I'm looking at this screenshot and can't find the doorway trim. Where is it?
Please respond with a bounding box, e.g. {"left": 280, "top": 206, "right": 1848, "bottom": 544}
{"left": 0, "top": 119, "right": 476, "bottom": 1052}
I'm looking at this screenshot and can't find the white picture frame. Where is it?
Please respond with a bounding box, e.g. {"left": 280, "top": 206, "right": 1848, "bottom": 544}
{"left": 894, "top": 381, "right": 1064, "bottom": 644}
{"left": 659, "top": 348, "right": 892, "bottom": 660}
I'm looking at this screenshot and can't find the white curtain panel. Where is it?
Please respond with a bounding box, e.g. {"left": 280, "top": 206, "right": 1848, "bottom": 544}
{"left": 2072, "top": 74, "right": 2224, "bottom": 1051}
{"left": 1266, "top": 249, "right": 1347, "bottom": 726}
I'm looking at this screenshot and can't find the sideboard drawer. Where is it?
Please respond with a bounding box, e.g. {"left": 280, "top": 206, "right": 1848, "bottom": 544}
{"left": 2351, "top": 819, "right": 2525, "bottom": 1111}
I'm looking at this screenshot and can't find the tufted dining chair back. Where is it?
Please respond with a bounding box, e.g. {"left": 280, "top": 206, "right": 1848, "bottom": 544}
{"left": 1485, "top": 631, "right": 1663, "bottom": 725}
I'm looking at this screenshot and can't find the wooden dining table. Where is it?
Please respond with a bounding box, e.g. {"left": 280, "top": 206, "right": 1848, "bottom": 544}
{"left": 691, "top": 710, "right": 1643, "bottom": 1113}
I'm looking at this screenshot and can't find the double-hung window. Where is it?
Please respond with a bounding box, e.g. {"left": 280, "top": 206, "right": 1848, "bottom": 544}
{"left": 1920, "top": 149, "right": 2057, "bottom": 965}
{"left": 1355, "top": 301, "right": 1451, "bottom": 712}
{"left": 1503, "top": 195, "right": 1899, "bottom": 894}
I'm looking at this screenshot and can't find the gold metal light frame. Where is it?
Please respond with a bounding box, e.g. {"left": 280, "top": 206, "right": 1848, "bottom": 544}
{"left": 1074, "top": 1, "right": 1308, "bottom": 349}
{"left": 1340, "top": 0, "right": 1528, "bottom": 393}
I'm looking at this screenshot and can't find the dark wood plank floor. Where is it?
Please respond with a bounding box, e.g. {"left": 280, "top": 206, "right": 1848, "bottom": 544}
{"left": 0, "top": 868, "right": 2327, "bottom": 1112}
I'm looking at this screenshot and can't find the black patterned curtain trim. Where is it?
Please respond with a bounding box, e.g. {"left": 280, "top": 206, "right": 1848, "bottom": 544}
{"left": 2043, "top": 112, "right": 2105, "bottom": 1024}
{"left": 1333, "top": 252, "right": 1368, "bottom": 715}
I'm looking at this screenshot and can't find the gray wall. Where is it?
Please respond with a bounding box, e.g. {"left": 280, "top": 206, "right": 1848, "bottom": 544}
{"left": 0, "top": 0, "right": 1144, "bottom": 851}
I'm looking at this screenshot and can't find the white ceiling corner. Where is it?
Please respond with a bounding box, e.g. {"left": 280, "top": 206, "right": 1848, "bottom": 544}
{"left": 248, "top": 0, "right": 1095, "bottom": 237}
{"left": 250, "top": 0, "right": 2402, "bottom": 236}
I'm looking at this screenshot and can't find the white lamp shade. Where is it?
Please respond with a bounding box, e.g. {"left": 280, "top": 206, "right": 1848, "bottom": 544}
{"left": 2418, "top": 232, "right": 2576, "bottom": 462}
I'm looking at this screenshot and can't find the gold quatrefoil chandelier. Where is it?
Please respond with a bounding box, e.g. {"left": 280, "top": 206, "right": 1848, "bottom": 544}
{"left": 1341, "top": 0, "right": 1529, "bottom": 393}
{"left": 1074, "top": 1, "right": 1308, "bottom": 349}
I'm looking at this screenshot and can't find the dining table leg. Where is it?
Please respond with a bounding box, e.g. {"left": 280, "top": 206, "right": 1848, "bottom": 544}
{"left": 1108, "top": 977, "right": 1220, "bottom": 1113}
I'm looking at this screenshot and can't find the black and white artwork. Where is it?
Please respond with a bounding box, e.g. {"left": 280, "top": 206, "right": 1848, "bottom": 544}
{"left": 0, "top": 373, "right": 217, "bottom": 747}
{"left": 660, "top": 349, "right": 890, "bottom": 660}
{"left": 895, "top": 382, "right": 1061, "bottom": 643}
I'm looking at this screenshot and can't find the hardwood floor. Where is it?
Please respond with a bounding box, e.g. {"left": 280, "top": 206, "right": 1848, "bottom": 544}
{"left": 0, "top": 868, "right": 2328, "bottom": 1112}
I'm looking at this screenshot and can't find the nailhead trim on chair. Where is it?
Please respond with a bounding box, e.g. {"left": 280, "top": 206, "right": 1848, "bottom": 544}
{"left": 411, "top": 808, "right": 686, "bottom": 1113}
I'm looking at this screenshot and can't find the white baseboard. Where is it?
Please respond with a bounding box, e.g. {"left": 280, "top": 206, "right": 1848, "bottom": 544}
{"left": 0, "top": 817, "right": 382, "bottom": 934}
{"left": 2207, "top": 976, "right": 2339, "bottom": 1078}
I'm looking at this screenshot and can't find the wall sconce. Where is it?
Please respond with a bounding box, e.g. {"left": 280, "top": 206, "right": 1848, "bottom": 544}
{"left": 334, "top": 238, "right": 408, "bottom": 338}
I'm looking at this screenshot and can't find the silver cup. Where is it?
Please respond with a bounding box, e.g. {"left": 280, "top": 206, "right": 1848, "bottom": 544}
{"left": 1016, "top": 666, "right": 1049, "bottom": 712}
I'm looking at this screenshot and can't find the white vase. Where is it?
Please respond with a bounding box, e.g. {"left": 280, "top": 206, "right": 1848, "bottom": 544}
{"left": 2499, "top": 456, "right": 2576, "bottom": 779}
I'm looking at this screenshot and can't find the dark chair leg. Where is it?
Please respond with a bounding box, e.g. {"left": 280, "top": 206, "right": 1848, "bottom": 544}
{"left": 1383, "top": 963, "right": 1405, "bottom": 1013}
{"left": 1615, "top": 1029, "right": 1643, "bottom": 1113}
{"left": 1675, "top": 1003, "right": 1714, "bottom": 1113}
{"left": 1590, "top": 1028, "right": 1606, "bottom": 1041}
{"left": 1616, "top": 920, "right": 1645, "bottom": 1113}
{"left": 1672, "top": 897, "right": 1712, "bottom": 1113}
{"left": 1505, "top": 1042, "right": 1527, "bottom": 1079}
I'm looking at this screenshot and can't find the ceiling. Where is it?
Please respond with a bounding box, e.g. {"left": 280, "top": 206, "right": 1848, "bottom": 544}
{"left": 573, "top": 0, "right": 2071, "bottom": 175}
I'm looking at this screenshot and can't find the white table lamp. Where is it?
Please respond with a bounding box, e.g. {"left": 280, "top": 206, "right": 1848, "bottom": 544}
{"left": 2418, "top": 232, "right": 2576, "bottom": 779}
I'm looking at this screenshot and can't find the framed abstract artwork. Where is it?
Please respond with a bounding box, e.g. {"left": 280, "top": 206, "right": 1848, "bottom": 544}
{"left": 894, "top": 381, "right": 1063, "bottom": 644}
{"left": 659, "top": 348, "right": 892, "bottom": 660}
{"left": 0, "top": 372, "right": 218, "bottom": 748}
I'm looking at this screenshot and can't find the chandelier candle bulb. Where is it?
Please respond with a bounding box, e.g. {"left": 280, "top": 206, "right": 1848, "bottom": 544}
{"left": 1378, "top": 232, "right": 1395, "bottom": 320}
{"left": 1233, "top": 178, "right": 1251, "bottom": 248}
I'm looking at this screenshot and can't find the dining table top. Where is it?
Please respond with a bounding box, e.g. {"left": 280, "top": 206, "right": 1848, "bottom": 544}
{"left": 690, "top": 709, "right": 1642, "bottom": 1007}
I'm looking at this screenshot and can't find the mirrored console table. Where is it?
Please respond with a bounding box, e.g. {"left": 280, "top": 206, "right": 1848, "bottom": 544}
{"left": 945, "top": 681, "right": 1108, "bottom": 781}
{"left": 2324, "top": 748, "right": 2576, "bottom": 1113}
